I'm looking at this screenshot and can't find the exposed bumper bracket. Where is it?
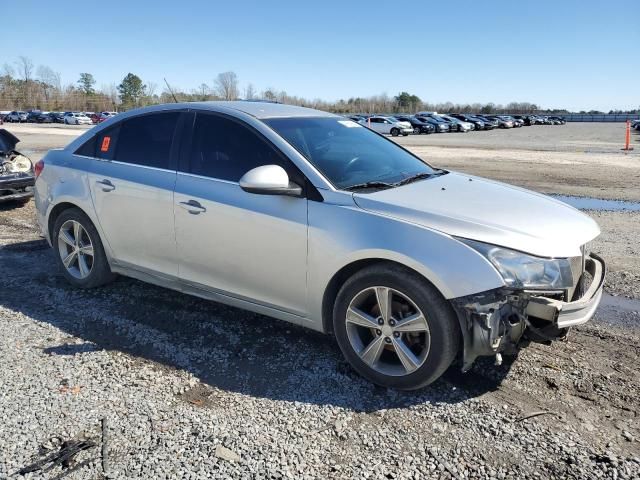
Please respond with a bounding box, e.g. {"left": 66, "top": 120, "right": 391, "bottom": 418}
{"left": 525, "top": 254, "right": 606, "bottom": 328}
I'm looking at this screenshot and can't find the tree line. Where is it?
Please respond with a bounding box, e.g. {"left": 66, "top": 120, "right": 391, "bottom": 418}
{"left": 1, "top": 57, "right": 638, "bottom": 115}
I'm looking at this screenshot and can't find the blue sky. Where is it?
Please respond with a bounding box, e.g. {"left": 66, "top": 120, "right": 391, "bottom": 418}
{"left": 4, "top": 0, "right": 639, "bottom": 111}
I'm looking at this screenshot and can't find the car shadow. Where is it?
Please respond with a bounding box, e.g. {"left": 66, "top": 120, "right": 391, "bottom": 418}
{"left": 0, "top": 238, "right": 514, "bottom": 412}
{"left": 0, "top": 199, "right": 31, "bottom": 211}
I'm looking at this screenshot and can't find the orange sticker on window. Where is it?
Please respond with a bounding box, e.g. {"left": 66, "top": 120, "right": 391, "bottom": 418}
{"left": 100, "top": 136, "right": 111, "bottom": 152}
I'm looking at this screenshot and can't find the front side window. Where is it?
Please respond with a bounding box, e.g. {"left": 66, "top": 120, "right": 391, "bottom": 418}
{"left": 264, "top": 117, "right": 439, "bottom": 190}
{"left": 188, "top": 113, "right": 285, "bottom": 182}
{"left": 114, "top": 112, "right": 179, "bottom": 169}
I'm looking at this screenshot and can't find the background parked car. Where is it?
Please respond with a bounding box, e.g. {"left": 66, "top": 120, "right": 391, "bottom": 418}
{"left": 64, "top": 112, "right": 93, "bottom": 125}
{"left": 97, "top": 111, "right": 118, "bottom": 123}
{"left": 35, "top": 112, "right": 54, "bottom": 123}
{"left": 360, "top": 116, "right": 412, "bottom": 136}
{"left": 548, "top": 116, "right": 566, "bottom": 125}
{"left": 5, "top": 111, "right": 28, "bottom": 123}
{"left": 48, "top": 112, "right": 65, "bottom": 123}
{"left": 449, "top": 113, "right": 489, "bottom": 130}
{"left": 512, "top": 115, "right": 533, "bottom": 126}
{"left": 486, "top": 115, "right": 514, "bottom": 128}
{"left": 416, "top": 113, "right": 458, "bottom": 132}
{"left": 439, "top": 114, "right": 474, "bottom": 132}
{"left": 26, "top": 111, "right": 43, "bottom": 123}
{"left": 394, "top": 115, "right": 436, "bottom": 134}
{"left": 415, "top": 115, "right": 450, "bottom": 133}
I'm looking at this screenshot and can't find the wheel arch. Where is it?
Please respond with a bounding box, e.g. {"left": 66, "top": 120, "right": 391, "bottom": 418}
{"left": 321, "top": 257, "right": 455, "bottom": 335}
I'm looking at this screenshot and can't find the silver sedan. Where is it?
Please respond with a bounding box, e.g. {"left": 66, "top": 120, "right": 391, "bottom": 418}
{"left": 34, "top": 101, "right": 605, "bottom": 390}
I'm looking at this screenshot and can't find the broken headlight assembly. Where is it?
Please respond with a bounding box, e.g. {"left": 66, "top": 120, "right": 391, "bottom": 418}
{"left": 1, "top": 155, "right": 33, "bottom": 174}
{"left": 460, "top": 239, "right": 574, "bottom": 290}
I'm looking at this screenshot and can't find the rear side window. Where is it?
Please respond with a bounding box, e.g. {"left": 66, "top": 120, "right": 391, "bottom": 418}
{"left": 188, "top": 113, "right": 285, "bottom": 182}
{"left": 75, "top": 136, "right": 97, "bottom": 157}
{"left": 95, "top": 124, "right": 120, "bottom": 160}
{"left": 114, "top": 112, "right": 179, "bottom": 169}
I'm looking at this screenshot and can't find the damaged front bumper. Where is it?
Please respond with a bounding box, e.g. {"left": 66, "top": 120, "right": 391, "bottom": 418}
{"left": 0, "top": 173, "right": 35, "bottom": 202}
{"left": 452, "top": 253, "right": 606, "bottom": 371}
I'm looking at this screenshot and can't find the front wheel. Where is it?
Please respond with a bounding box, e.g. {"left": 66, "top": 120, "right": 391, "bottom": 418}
{"left": 390, "top": 128, "right": 399, "bottom": 137}
{"left": 333, "top": 263, "right": 459, "bottom": 390}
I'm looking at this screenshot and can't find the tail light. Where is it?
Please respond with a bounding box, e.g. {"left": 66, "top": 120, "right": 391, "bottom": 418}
{"left": 34, "top": 159, "right": 45, "bottom": 178}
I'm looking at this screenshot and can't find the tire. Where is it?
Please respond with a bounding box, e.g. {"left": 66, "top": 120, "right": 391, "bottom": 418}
{"left": 52, "top": 208, "right": 116, "bottom": 289}
{"left": 402, "top": 132, "right": 409, "bottom": 136}
{"left": 413, "top": 127, "right": 420, "bottom": 135}
{"left": 333, "top": 263, "right": 459, "bottom": 390}
{"left": 390, "top": 128, "right": 399, "bottom": 137}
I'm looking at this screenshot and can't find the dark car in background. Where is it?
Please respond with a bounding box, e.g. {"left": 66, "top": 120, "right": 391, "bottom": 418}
{"left": 34, "top": 112, "right": 54, "bottom": 123}
{"left": 473, "top": 115, "right": 500, "bottom": 128}
{"left": 415, "top": 115, "right": 450, "bottom": 133}
{"left": 26, "top": 111, "right": 44, "bottom": 123}
{"left": 394, "top": 115, "right": 436, "bottom": 134}
{"left": 449, "top": 113, "right": 490, "bottom": 130}
{"left": 49, "top": 112, "right": 65, "bottom": 123}
{"left": 548, "top": 116, "right": 566, "bottom": 125}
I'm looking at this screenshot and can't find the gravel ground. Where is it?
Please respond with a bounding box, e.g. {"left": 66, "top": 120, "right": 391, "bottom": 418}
{"left": 0, "top": 123, "right": 639, "bottom": 479}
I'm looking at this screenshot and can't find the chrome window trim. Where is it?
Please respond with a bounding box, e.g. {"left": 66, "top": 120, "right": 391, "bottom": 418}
{"left": 176, "top": 170, "right": 239, "bottom": 186}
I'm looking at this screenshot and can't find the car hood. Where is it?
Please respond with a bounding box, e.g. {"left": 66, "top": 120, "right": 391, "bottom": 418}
{"left": 0, "top": 129, "right": 20, "bottom": 154}
{"left": 353, "top": 172, "right": 600, "bottom": 258}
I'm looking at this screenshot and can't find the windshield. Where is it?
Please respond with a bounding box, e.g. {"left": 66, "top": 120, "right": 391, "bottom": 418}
{"left": 264, "top": 117, "right": 437, "bottom": 190}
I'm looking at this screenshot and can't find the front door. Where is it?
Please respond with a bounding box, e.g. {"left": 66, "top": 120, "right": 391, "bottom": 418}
{"left": 174, "top": 112, "right": 308, "bottom": 315}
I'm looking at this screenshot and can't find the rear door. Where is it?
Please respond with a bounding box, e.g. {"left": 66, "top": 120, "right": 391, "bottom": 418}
{"left": 86, "top": 111, "right": 183, "bottom": 277}
{"left": 174, "top": 111, "right": 308, "bottom": 315}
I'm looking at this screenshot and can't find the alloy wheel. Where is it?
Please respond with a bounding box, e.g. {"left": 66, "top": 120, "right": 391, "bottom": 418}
{"left": 57, "top": 220, "right": 94, "bottom": 279}
{"left": 345, "top": 286, "right": 431, "bottom": 376}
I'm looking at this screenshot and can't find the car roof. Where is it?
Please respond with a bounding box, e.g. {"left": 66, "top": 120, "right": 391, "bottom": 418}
{"left": 115, "top": 101, "right": 338, "bottom": 120}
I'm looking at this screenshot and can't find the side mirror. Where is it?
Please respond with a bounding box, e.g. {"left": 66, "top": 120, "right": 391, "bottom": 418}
{"left": 239, "top": 165, "right": 302, "bottom": 197}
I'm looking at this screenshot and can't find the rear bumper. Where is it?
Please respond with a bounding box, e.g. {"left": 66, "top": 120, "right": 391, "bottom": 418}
{"left": 526, "top": 253, "right": 606, "bottom": 328}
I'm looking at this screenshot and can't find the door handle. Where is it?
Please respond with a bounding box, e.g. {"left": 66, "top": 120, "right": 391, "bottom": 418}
{"left": 96, "top": 179, "right": 115, "bottom": 192}
{"left": 178, "top": 200, "right": 206, "bottom": 214}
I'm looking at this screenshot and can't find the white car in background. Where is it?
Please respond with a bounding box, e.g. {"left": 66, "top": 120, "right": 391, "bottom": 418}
{"left": 361, "top": 116, "right": 413, "bottom": 136}
{"left": 64, "top": 112, "right": 93, "bottom": 125}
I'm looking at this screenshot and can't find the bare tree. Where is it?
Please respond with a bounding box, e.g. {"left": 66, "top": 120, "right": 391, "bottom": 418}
{"left": 214, "top": 71, "right": 239, "bottom": 100}
{"left": 244, "top": 83, "right": 256, "bottom": 100}
{"left": 262, "top": 87, "right": 277, "bottom": 101}
{"left": 195, "top": 83, "right": 210, "bottom": 100}
{"left": 16, "top": 56, "right": 33, "bottom": 82}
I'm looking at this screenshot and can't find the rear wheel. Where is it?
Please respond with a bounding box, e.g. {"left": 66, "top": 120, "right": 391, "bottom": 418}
{"left": 333, "top": 264, "right": 459, "bottom": 390}
{"left": 53, "top": 208, "right": 116, "bottom": 288}
{"left": 413, "top": 127, "right": 420, "bottom": 135}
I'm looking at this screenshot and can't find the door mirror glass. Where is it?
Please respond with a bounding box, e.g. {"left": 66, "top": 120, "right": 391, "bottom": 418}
{"left": 239, "top": 165, "right": 302, "bottom": 197}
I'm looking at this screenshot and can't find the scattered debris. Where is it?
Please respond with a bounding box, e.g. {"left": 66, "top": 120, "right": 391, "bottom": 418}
{"left": 17, "top": 438, "right": 96, "bottom": 475}
{"left": 215, "top": 444, "right": 241, "bottom": 463}
{"left": 515, "top": 411, "right": 555, "bottom": 422}
{"left": 101, "top": 417, "right": 109, "bottom": 476}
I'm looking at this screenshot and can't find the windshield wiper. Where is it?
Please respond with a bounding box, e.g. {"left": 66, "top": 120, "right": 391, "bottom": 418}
{"left": 395, "top": 170, "right": 447, "bottom": 186}
{"left": 343, "top": 181, "right": 396, "bottom": 191}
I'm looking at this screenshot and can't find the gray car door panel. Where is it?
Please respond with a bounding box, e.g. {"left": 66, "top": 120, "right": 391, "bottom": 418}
{"left": 174, "top": 112, "right": 308, "bottom": 316}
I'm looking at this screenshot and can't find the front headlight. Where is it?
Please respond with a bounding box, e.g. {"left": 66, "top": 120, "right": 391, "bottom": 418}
{"left": 2, "top": 154, "right": 33, "bottom": 173}
{"left": 460, "top": 239, "right": 574, "bottom": 289}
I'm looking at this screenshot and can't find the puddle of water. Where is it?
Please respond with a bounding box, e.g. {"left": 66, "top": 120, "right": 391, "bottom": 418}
{"left": 600, "top": 294, "right": 640, "bottom": 313}
{"left": 549, "top": 194, "right": 640, "bottom": 212}
{"left": 596, "top": 294, "right": 640, "bottom": 328}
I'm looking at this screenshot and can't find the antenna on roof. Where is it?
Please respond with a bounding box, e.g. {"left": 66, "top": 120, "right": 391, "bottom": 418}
{"left": 163, "top": 78, "right": 178, "bottom": 103}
